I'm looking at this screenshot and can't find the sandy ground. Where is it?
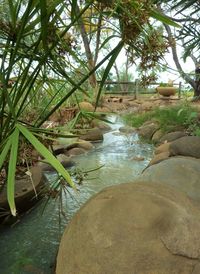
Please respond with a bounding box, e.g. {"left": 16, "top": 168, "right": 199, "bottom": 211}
{"left": 102, "top": 94, "right": 188, "bottom": 114}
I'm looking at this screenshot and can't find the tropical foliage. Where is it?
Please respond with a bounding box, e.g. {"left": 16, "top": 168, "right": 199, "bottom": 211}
{"left": 154, "top": 0, "right": 200, "bottom": 97}
{"left": 123, "top": 103, "right": 200, "bottom": 136}
{"left": 0, "top": 0, "right": 181, "bottom": 216}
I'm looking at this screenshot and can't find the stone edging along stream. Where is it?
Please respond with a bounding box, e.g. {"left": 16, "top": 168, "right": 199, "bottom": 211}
{"left": 0, "top": 126, "right": 107, "bottom": 224}
{"left": 55, "top": 128, "right": 200, "bottom": 273}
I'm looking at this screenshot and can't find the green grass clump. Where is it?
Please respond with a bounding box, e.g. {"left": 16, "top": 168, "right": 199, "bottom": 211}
{"left": 122, "top": 103, "right": 200, "bottom": 134}
{"left": 152, "top": 105, "right": 194, "bottom": 132}
{"left": 123, "top": 111, "right": 155, "bottom": 128}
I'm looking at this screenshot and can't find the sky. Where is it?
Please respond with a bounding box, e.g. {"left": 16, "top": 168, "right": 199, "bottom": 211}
{"left": 114, "top": 45, "right": 195, "bottom": 87}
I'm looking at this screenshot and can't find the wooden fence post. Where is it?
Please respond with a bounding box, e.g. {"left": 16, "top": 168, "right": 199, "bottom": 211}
{"left": 178, "top": 82, "right": 182, "bottom": 99}
{"left": 135, "top": 79, "right": 139, "bottom": 99}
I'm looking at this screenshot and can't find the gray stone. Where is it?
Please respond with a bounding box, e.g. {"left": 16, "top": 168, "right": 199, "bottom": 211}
{"left": 91, "top": 120, "right": 111, "bottom": 132}
{"left": 56, "top": 182, "right": 200, "bottom": 274}
{"left": 139, "top": 156, "right": 200, "bottom": 204}
{"left": 0, "top": 166, "right": 46, "bottom": 217}
{"left": 138, "top": 122, "right": 160, "bottom": 140}
{"left": 148, "top": 151, "right": 170, "bottom": 166}
{"left": 53, "top": 140, "right": 94, "bottom": 156}
{"left": 155, "top": 142, "right": 170, "bottom": 154}
{"left": 119, "top": 126, "right": 136, "bottom": 134}
{"left": 66, "top": 147, "right": 86, "bottom": 156}
{"left": 79, "top": 128, "right": 103, "bottom": 142}
{"left": 159, "top": 131, "right": 187, "bottom": 144}
{"left": 152, "top": 129, "right": 164, "bottom": 143}
{"left": 170, "top": 136, "right": 200, "bottom": 158}
{"left": 39, "top": 155, "right": 75, "bottom": 171}
{"left": 56, "top": 154, "right": 75, "bottom": 167}
{"left": 67, "top": 140, "right": 94, "bottom": 151}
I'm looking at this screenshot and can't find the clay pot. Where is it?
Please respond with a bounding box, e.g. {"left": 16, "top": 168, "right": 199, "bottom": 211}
{"left": 156, "top": 86, "right": 176, "bottom": 97}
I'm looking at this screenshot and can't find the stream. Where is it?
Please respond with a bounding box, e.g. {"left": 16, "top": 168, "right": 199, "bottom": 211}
{"left": 0, "top": 115, "right": 153, "bottom": 274}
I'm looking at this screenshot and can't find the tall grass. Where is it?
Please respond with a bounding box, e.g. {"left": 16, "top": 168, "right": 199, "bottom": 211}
{"left": 123, "top": 103, "right": 200, "bottom": 134}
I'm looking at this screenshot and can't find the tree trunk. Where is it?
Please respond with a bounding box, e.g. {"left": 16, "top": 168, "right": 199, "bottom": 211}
{"left": 114, "top": 63, "right": 124, "bottom": 92}
{"left": 164, "top": 23, "right": 200, "bottom": 98}
{"left": 76, "top": 5, "right": 97, "bottom": 89}
{"left": 94, "top": 12, "right": 103, "bottom": 66}
{"left": 194, "top": 65, "right": 200, "bottom": 97}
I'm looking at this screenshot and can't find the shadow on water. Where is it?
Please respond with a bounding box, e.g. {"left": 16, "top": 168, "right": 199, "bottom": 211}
{"left": 0, "top": 115, "right": 153, "bottom": 274}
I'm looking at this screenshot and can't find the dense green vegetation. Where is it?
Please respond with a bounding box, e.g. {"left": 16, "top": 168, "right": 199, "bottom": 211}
{"left": 123, "top": 104, "right": 200, "bottom": 135}
{"left": 0, "top": 0, "right": 199, "bottom": 216}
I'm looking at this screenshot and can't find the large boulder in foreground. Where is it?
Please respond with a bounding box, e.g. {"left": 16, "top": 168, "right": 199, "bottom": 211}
{"left": 56, "top": 182, "right": 200, "bottom": 274}
{"left": 140, "top": 156, "right": 200, "bottom": 204}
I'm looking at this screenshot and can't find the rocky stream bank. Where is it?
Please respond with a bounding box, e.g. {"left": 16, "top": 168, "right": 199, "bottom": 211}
{"left": 56, "top": 99, "right": 200, "bottom": 274}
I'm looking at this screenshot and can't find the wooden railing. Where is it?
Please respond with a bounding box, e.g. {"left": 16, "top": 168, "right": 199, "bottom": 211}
{"left": 97, "top": 80, "right": 182, "bottom": 99}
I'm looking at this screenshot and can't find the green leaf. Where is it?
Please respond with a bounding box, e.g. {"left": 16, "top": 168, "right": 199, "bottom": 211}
{"left": 40, "top": 0, "right": 48, "bottom": 50}
{"left": 0, "top": 138, "right": 11, "bottom": 171}
{"left": 71, "top": 0, "right": 77, "bottom": 20}
{"left": 7, "top": 128, "right": 20, "bottom": 216}
{"left": 95, "top": 40, "right": 124, "bottom": 107}
{"left": 99, "top": 35, "right": 120, "bottom": 51}
{"left": 17, "top": 124, "right": 76, "bottom": 189}
{"left": 37, "top": 39, "right": 125, "bottom": 126}
{"left": 8, "top": 0, "right": 16, "bottom": 26}
{"left": 150, "top": 10, "right": 181, "bottom": 28}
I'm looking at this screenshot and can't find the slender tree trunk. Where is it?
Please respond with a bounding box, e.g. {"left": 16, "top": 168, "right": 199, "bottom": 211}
{"left": 76, "top": 5, "right": 97, "bottom": 89}
{"left": 114, "top": 62, "right": 124, "bottom": 91}
{"left": 94, "top": 12, "right": 103, "bottom": 66}
{"left": 124, "top": 57, "right": 129, "bottom": 92}
{"left": 164, "top": 24, "right": 200, "bottom": 97}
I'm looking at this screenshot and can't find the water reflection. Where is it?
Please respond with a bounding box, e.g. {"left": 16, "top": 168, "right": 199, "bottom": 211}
{"left": 0, "top": 115, "right": 153, "bottom": 274}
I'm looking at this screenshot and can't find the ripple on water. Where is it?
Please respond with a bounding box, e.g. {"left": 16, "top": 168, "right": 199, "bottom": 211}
{"left": 0, "top": 115, "right": 153, "bottom": 274}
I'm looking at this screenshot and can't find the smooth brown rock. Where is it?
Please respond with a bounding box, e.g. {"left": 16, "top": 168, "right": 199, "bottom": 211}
{"left": 39, "top": 155, "right": 75, "bottom": 171}
{"left": 67, "top": 140, "right": 94, "bottom": 151}
{"left": 53, "top": 140, "right": 94, "bottom": 156}
{"left": 56, "top": 182, "right": 200, "bottom": 274}
{"left": 79, "top": 128, "right": 103, "bottom": 142}
{"left": 0, "top": 166, "right": 46, "bottom": 216}
{"left": 119, "top": 126, "right": 136, "bottom": 134}
{"left": 152, "top": 129, "right": 164, "bottom": 143}
{"left": 138, "top": 122, "right": 160, "bottom": 140}
{"left": 155, "top": 142, "right": 170, "bottom": 155}
{"left": 56, "top": 154, "right": 75, "bottom": 167}
{"left": 159, "top": 131, "right": 187, "bottom": 144}
{"left": 140, "top": 156, "right": 200, "bottom": 203}
{"left": 78, "top": 101, "right": 94, "bottom": 112}
{"left": 91, "top": 120, "right": 111, "bottom": 132}
{"left": 66, "top": 147, "right": 86, "bottom": 156}
{"left": 170, "top": 136, "right": 200, "bottom": 158}
{"left": 149, "top": 151, "right": 170, "bottom": 166}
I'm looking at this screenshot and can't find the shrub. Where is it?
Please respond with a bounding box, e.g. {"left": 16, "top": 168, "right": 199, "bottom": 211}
{"left": 123, "top": 103, "right": 200, "bottom": 134}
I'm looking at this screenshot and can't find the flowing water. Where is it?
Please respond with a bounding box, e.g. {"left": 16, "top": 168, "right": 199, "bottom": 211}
{"left": 0, "top": 115, "right": 153, "bottom": 274}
